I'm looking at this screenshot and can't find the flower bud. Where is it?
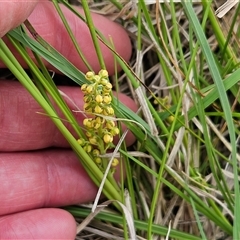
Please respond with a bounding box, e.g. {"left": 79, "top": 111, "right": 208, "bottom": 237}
{"left": 103, "top": 134, "right": 113, "bottom": 143}
{"left": 95, "top": 117, "right": 103, "bottom": 124}
{"left": 111, "top": 158, "right": 119, "bottom": 167}
{"left": 83, "top": 118, "right": 93, "bottom": 128}
{"left": 167, "top": 115, "right": 175, "bottom": 123}
{"left": 85, "top": 71, "right": 95, "bottom": 80}
{"left": 104, "top": 107, "right": 114, "bottom": 115}
{"left": 95, "top": 95, "right": 103, "bottom": 103}
{"left": 83, "top": 103, "right": 92, "bottom": 112}
{"left": 86, "top": 131, "right": 92, "bottom": 137}
{"left": 86, "top": 85, "right": 94, "bottom": 94}
{"left": 94, "top": 105, "right": 103, "bottom": 114}
{"left": 81, "top": 84, "right": 88, "bottom": 92}
{"left": 89, "top": 136, "right": 98, "bottom": 145}
{"left": 93, "top": 122, "right": 101, "bottom": 129}
{"left": 105, "top": 82, "right": 112, "bottom": 90}
{"left": 77, "top": 138, "right": 85, "bottom": 146}
{"left": 106, "top": 120, "right": 115, "bottom": 129}
{"left": 83, "top": 95, "right": 91, "bottom": 103}
{"left": 111, "top": 127, "right": 120, "bottom": 135}
{"left": 94, "top": 75, "right": 100, "bottom": 83}
{"left": 92, "top": 149, "right": 100, "bottom": 156}
{"left": 103, "top": 95, "right": 112, "bottom": 104}
{"left": 99, "top": 69, "right": 108, "bottom": 78}
{"left": 100, "top": 78, "right": 108, "bottom": 86}
{"left": 95, "top": 157, "right": 102, "bottom": 164}
{"left": 83, "top": 144, "right": 92, "bottom": 153}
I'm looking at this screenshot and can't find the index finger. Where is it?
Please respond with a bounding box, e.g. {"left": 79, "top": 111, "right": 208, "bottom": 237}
{"left": 0, "top": 0, "right": 40, "bottom": 37}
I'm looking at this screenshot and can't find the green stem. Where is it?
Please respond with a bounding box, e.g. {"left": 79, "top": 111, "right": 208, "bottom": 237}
{"left": 81, "top": 0, "right": 106, "bottom": 70}
{"left": 52, "top": 0, "right": 93, "bottom": 71}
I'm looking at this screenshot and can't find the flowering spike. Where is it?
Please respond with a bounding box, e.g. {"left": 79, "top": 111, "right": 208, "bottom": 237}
{"left": 80, "top": 69, "right": 120, "bottom": 169}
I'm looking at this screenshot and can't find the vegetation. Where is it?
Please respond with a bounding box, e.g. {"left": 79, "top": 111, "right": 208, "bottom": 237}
{"left": 1, "top": 1, "right": 240, "bottom": 239}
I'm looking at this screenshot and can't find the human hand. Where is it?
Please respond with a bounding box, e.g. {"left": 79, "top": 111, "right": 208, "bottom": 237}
{"left": 0, "top": 1, "right": 136, "bottom": 239}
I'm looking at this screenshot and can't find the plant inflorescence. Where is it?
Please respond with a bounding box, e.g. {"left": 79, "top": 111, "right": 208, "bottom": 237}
{"left": 77, "top": 70, "right": 120, "bottom": 169}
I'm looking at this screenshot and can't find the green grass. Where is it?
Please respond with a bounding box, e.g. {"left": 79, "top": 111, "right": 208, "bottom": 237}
{"left": 1, "top": 1, "right": 240, "bottom": 239}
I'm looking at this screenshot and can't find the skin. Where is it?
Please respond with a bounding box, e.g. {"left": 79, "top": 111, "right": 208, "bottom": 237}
{"left": 0, "top": 1, "right": 136, "bottom": 239}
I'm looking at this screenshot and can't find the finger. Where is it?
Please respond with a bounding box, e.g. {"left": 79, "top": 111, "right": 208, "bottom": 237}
{"left": 0, "top": 149, "right": 103, "bottom": 215}
{"left": 1, "top": 1, "right": 132, "bottom": 75}
{"left": 0, "top": 81, "right": 137, "bottom": 151}
{"left": 0, "top": 0, "right": 39, "bottom": 37}
{"left": 0, "top": 208, "right": 76, "bottom": 239}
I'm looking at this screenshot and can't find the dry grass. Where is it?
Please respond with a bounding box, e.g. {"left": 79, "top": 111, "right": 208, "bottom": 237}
{"left": 71, "top": 1, "right": 240, "bottom": 239}
{"left": 67, "top": 1, "right": 240, "bottom": 240}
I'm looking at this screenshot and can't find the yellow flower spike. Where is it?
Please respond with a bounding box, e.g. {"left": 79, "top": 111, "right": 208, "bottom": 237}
{"left": 81, "top": 70, "right": 119, "bottom": 168}
{"left": 99, "top": 69, "right": 108, "bottom": 78}
{"left": 89, "top": 136, "right": 98, "bottom": 145}
{"left": 85, "top": 71, "right": 95, "bottom": 80}
{"left": 103, "top": 134, "right": 113, "bottom": 143}
{"left": 92, "top": 149, "right": 100, "bottom": 156}
{"left": 111, "top": 158, "right": 119, "bottom": 167}
{"left": 94, "top": 105, "right": 103, "bottom": 114}
{"left": 103, "top": 95, "right": 112, "bottom": 104}
{"left": 95, "top": 157, "right": 102, "bottom": 164}
{"left": 95, "top": 95, "right": 103, "bottom": 103}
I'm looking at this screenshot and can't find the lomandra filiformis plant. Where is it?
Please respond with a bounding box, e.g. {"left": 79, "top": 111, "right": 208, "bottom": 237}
{"left": 78, "top": 70, "right": 120, "bottom": 170}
